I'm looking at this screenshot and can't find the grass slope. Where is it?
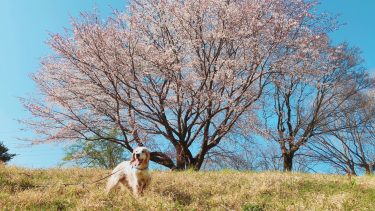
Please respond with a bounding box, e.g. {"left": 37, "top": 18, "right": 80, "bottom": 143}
{"left": 0, "top": 165, "right": 374, "bottom": 210}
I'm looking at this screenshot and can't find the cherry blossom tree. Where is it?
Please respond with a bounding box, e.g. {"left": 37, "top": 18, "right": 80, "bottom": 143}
{"left": 22, "top": 0, "right": 340, "bottom": 170}
{"left": 261, "top": 44, "right": 371, "bottom": 171}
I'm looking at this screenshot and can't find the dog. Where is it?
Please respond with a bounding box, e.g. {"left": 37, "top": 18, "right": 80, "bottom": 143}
{"left": 106, "top": 146, "right": 151, "bottom": 196}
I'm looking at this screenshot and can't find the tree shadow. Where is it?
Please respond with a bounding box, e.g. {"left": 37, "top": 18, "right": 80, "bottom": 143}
{"left": 156, "top": 186, "right": 192, "bottom": 205}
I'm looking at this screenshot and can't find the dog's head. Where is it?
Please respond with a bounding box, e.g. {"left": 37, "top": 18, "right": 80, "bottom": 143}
{"left": 131, "top": 146, "right": 150, "bottom": 168}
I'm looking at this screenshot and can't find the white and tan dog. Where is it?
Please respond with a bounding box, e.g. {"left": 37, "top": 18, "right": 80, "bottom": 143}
{"left": 106, "top": 146, "right": 151, "bottom": 196}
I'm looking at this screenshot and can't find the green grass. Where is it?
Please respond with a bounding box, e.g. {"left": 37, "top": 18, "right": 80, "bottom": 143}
{"left": 0, "top": 165, "right": 374, "bottom": 210}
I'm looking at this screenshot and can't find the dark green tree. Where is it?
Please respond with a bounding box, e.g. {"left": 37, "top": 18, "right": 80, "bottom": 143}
{"left": 0, "top": 142, "right": 16, "bottom": 163}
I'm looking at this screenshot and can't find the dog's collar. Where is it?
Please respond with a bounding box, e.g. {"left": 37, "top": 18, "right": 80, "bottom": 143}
{"left": 132, "top": 165, "right": 149, "bottom": 171}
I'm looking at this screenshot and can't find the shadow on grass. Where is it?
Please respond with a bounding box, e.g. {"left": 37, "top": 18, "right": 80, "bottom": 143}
{"left": 242, "top": 203, "right": 264, "bottom": 211}
{"left": 0, "top": 174, "right": 35, "bottom": 192}
{"left": 156, "top": 186, "right": 192, "bottom": 205}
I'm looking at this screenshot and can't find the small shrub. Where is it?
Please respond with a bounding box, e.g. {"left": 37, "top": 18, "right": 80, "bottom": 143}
{"left": 242, "top": 203, "right": 264, "bottom": 211}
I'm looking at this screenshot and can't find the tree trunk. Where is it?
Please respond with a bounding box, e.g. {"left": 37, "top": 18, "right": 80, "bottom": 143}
{"left": 283, "top": 152, "right": 294, "bottom": 172}
{"left": 175, "top": 144, "right": 197, "bottom": 170}
{"left": 150, "top": 144, "right": 204, "bottom": 171}
{"left": 149, "top": 140, "right": 209, "bottom": 171}
{"left": 346, "top": 169, "right": 357, "bottom": 176}
{"left": 175, "top": 145, "right": 187, "bottom": 170}
{"left": 192, "top": 153, "right": 205, "bottom": 171}
{"left": 363, "top": 163, "right": 372, "bottom": 175}
{"left": 150, "top": 151, "right": 176, "bottom": 170}
{"left": 345, "top": 161, "right": 357, "bottom": 176}
{"left": 193, "top": 158, "right": 204, "bottom": 171}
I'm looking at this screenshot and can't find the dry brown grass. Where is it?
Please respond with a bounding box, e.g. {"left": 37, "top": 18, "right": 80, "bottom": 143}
{"left": 1, "top": 165, "right": 374, "bottom": 210}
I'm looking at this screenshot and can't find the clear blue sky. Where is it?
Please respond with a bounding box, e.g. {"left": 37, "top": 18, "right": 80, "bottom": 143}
{"left": 0, "top": 0, "right": 374, "bottom": 168}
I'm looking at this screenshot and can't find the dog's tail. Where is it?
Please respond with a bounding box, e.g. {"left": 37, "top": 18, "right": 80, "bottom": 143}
{"left": 105, "top": 168, "right": 123, "bottom": 194}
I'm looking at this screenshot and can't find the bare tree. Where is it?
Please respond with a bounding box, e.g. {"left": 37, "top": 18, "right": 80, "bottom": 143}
{"left": 261, "top": 44, "right": 371, "bottom": 171}
{"left": 308, "top": 92, "right": 375, "bottom": 175}
{"left": 22, "top": 0, "right": 340, "bottom": 170}
{"left": 253, "top": 141, "right": 317, "bottom": 172}
{"left": 202, "top": 136, "right": 260, "bottom": 170}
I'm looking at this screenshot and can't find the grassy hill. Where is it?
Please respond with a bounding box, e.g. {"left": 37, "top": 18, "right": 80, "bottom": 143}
{"left": 1, "top": 165, "right": 374, "bottom": 210}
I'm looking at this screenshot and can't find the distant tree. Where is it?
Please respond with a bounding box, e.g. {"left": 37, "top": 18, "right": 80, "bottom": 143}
{"left": 260, "top": 45, "right": 371, "bottom": 171}
{"left": 0, "top": 142, "right": 16, "bottom": 163}
{"left": 63, "top": 130, "right": 126, "bottom": 169}
{"left": 308, "top": 93, "right": 375, "bottom": 175}
{"left": 236, "top": 141, "right": 317, "bottom": 172}
{"left": 201, "top": 137, "right": 260, "bottom": 170}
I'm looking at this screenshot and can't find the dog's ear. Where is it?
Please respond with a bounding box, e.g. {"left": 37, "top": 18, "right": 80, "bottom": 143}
{"left": 130, "top": 151, "right": 136, "bottom": 164}
{"left": 142, "top": 149, "right": 150, "bottom": 166}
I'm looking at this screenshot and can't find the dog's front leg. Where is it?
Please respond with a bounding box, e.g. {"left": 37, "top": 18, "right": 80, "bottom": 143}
{"left": 133, "top": 180, "right": 146, "bottom": 196}
{"left": 139, "top": 182, "right": 146, "bottom": 195}
{"left": 131, "top": 183, "right": 140, "bottom": 196}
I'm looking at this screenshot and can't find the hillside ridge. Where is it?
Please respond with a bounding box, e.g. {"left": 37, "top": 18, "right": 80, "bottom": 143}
{"left": 1, "top": 166, "right": 374, "bottom": 210}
